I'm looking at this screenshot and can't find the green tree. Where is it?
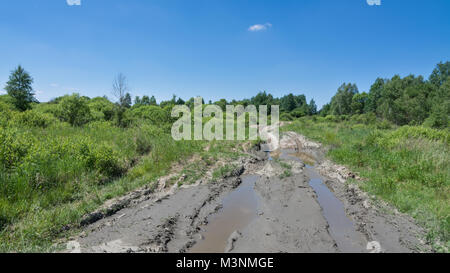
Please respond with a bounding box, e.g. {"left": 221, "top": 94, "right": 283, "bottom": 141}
{"left": 319, "top": 103, "right": 331, "bottom": 117}
{"left": 59, "top": 94, "right": 92, "bottom": 126}
{"left": 121, "top": 93, "right": 132, "bottom": 108}
{"left": 351, "top": 92, "right": 368, "bottom": 115}
{"left": 88, "top": 97, "right": 115, "bottom": 121}
{"left": 429, "top": 61, "right": 450, "bottom": 87}
{"left": 251, "top": 91, "right": 275, "bottom": 114}
{"left": 4, "top": 65, "right": 36, "bottom": 111}
{"left": 308, "top": 99, "right": 317, "bottom": 115}
{"left": 377, "top": 75, "right": 432, "bottom": 125}
{"left": 141, "top": 95, "right": 151, "bottom": 105}
{"left": 280, "top": 93, "right": 297, "bottom": 112}
{"left": 134, "top": 96, "right": 142, "bottom": 105}
{"left": 366, "top": 78, "right": 385, "bottom": 113}
{"left": 214, "top": 99, "right": 228, "bottom": 111}
{"left": 176, "top": 97, "right": 185, "bottom": 105}
{"left": 149, "top": 95, "right": 157, "bottom": 106}
{"left": 424, "top": 76, "right": 450, "bottom": 128}
{"left": 330, "top": 83, "right": 359, "bottom": 115}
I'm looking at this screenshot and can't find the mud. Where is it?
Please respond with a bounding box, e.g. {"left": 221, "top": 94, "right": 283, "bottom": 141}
{"left": 189, "top": 175, "right": 260, "bottom": 253}
{"left": 66, "top": 130, "right": 431, "bottom": 253}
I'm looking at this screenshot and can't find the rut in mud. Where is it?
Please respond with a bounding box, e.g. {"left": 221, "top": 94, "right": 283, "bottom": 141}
{"left": 66, "top": 130, "right": 431, "bottom": 253}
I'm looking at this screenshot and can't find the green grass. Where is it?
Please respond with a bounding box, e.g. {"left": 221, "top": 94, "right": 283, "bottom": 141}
{"left": 282, "top": 117, "right": 449, "bottom": 251}
{"left": 0, "top": 120, "right": 206, "bottom": 252}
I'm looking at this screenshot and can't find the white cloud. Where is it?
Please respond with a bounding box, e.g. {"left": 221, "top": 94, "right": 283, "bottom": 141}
{"left": 50, "top": 83, "right": 59, "bottom": 88}
{"left": 67, "top": 0, "right": 81, "bottom": 6}
{"left": 248, "top": 23, "right": 272, "bottom": 32}
{"left": 0, "top": 90, "right": 5, "bottom": 95}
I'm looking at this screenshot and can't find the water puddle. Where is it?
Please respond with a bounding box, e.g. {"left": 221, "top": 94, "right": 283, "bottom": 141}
{"left": 278, "top": 149, "right": 365, "bottom": 252}
{"left": 189, "top": 175, "right": 260, "bottom": 253}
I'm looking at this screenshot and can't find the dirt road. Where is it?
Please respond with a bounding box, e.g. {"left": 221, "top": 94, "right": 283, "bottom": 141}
{"left": 65, "top": 130, "right": 430, "bottom": 253}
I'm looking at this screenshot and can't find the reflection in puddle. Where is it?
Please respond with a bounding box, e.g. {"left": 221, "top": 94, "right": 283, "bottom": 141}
{"left": 279, "top": 149, "right": 364, "bottom": 253}
{"left": 189, "top": 175, "right": 260, "bottom": 253}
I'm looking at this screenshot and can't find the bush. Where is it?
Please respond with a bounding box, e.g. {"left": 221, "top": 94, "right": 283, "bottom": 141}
{"left": 129, "top": 105, "right": 171, "bottom": 125}
{"left": 423, "top": 102, "right": 449, "bottom": 129}
{"left": 131, "top": 125, "right": 158, "bottom": 155}
{"left": 33, "top": 103, "right": 61, "bottom": 117}
{"left": 88, "top": 97, "right": 115, "bottom": 121}
{"left": 88, "top": 144, "right": 123, "bottom": 178}
{"left": 372, "top": 126, "right": 449, "bottom": 148}
{"left": 59, "top": 94, "right": 92, "bottom": 126}
{"left": 0, "top": 128, "right": 35, "bottom": 169}
{"left": 376, "top": 119, "right": 393, "bottom": 130}
{"left": 77, "top": 140, "right": 123, "bottom": 177}
{"left": 280, "top": 112, "right": 294, "bottom": 121}
{"left": 350, "top": 113, "right": 377, "bottom": 125}
{"left": 12, "top": 110, "right": 58, "bottom": 128}
{"left": 324, "top": 115, "right": 339, "bottom": 122}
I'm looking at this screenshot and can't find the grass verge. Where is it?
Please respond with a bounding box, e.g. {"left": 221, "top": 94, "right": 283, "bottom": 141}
{"left": 282, "top": 117, "right": 449, "bottom": 252}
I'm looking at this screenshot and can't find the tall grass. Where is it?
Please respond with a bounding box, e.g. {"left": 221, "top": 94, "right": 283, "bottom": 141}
{"left": 282, "top": 118, "right": 449, "bottom": 251}
{"left": 0, "top": 119, "right": 204, "bottom": 251}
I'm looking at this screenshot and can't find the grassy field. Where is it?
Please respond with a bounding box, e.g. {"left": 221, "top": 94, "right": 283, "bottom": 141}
{"left": 282, "top": 117, "right": 449, "bottom": 251}
{"left": 0, "top": 118, "right": 211, "bottom": 251}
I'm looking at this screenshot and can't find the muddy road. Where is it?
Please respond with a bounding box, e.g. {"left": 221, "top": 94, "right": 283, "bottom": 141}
{"left": 66, "top": 130, "right": 430, "bottom": 253}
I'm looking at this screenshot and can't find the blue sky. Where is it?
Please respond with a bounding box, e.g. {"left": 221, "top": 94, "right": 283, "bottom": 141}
{"left": 0, "top": 0, "right": 449, "bottom": 108}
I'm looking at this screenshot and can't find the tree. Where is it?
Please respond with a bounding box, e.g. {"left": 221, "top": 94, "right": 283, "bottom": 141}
{"left": 376, "top": 75, "right": 432, "bottom": 125}
{"left": 112, "top": 73, "right": 131, "bottom": 126}
{"left": 121, "top": 93, "right": 132, "bottom": 108}
{"left": 5, "top": 65, "right": 36, "bottom": 111}
{"left": 429, "top": 61, "right": 450, "bottom": 87}
{"left": 112, "top": 73, "right": 130, "bottom": 107}
{"left": 351, "top": 92, "right": 369, "bottom": 115}
{"left": 214, "top": 99, "right": 228, "bottom": 111}
{"left": 149, "top": 95, "right": 157, "bottom": 106}
{"left": 424, "top": 76, "right": 450, "bottom": 128}
{"left": 176, "top": 97, "right": 185, "bottom": 105}
{"left": 319, "top": 103, "right": 331, "bottom": 117}
{"left": 141, "top": 95, "right": 150, "bottom": 105}
{"left": 366, "top": 78, "right": 385, "bottom": 113}
{"left": 88, "top": 96, "right": 115, "bottom": 121}
{"left": 280, "top": 93, "right": 297, "bottom": 112}
{"left": 251, "top": 91, "right": 275, "bottom": 114}
{"left": 308, "top": 99, "right": 317, "bottom": 115}
{"left": 59, "top": 94, "right": 92, "bottom": 126}
{"left": 134, "top": 96, "right": 142, "bottom": 105}
{"left": 330, "top": 83, "right": 359, "bottom": 115}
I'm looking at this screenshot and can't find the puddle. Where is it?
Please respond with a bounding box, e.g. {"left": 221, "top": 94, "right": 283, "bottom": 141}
{"left": 279, "top": 149, "right": 365, "bottom": 253}
{"left": 189, "top": 175, "right": 260, "bottom": 253}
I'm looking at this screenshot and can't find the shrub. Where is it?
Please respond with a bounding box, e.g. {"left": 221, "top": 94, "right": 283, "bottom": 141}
{"left": 89, "top": 144, "right": 123, "bottom": 177}
{"left": 88, "top": 97, "right": 115, "bottom": 121}
{"left": 12, "top": 110, "right": 58, "bottom": 128}
{"left": 59, "top": 94, "right": 92, "bottom": 126}
{"left": 371, "top": 126, "right": 449, "bottom": 148}
{"left": 280, "top": 112, "right": 294, "bottom": 121}
{"left": 76, "top": 140, "right": 123, "bottom": 177}
{"left": 376, "top": 119, "right": 393, "bottom": 130}
{"left": 132, "top": 125, "right": 158, "bottom": 155}
{"left": 423, "top": 102, "right": 449, "bottom": 129}
{"left": 324, "top": 115, "right": 339, "bottom": 122}
{"left": 0, "top": 128, "right": 35, "bottom": 169}
{"left": 129, "top": 105, "right": 171, "bottom": 125}
{"left": 32, "top": 103, "right": 61, "bottom": 118}
{"left": 350, "top": 113, "right": 377, "bottom": 125}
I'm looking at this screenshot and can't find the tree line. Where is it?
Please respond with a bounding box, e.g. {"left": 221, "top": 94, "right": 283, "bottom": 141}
{"left": 2, "top": 61, "right": 448, "bottom": 129}
{"left": 320, "top": 61, "right": 449, "bottom": 128}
